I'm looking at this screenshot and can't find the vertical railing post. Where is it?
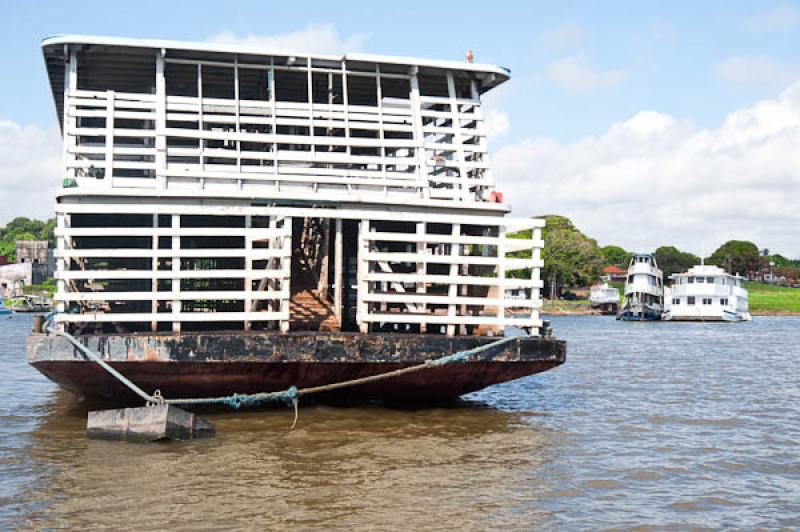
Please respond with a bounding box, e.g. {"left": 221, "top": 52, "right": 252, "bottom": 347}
{"left": 409, "top": 66, "right": 428, "bottom": 197}
{"left": 155, "top": 49, "right": 167, "bottom": 189}
{"left": 334, "top": 218, "right": 343, "bottom": 326}
{"left": 497, "top": 226, "right": 507, "bottom": 334}
{"left": 279, "top": 216, "right": 292, "bottom": 333}
{"left": 105, "top": 90, "right": 114, "bottom": 182}
{"left": 171, "top": 214, "right": 181, "bottom": 333}
{"left": 447, "top": 72, "right": 469, "bottom": 201}
{"left": 244, "top": 213, "right": 252, "bottom": 331}
{"left": 532, "top": 224, "right": 543, "bottom": 334}
{"left": 446, "top": 223, "right": 460, "bottom": 336}
{"left": 151, "top": 213, "right": 159, "bottom": 332}
{"left": 356, "top": 219, "right": 370, "bottom": 333}
{"left": 416, "top": 221, "right": 427, "bottom": 333}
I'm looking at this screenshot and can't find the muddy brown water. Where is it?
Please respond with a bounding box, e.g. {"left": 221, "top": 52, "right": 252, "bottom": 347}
{"left": 1, "top": 314, "right": 798, "bottom": 529}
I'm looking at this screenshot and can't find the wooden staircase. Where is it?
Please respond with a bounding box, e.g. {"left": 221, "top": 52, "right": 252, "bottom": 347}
{"left": 290, "top": 257, "right": 339, "bottom": 332}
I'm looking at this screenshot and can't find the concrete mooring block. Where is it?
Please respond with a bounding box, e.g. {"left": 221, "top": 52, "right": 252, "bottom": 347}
{"left": 87, "top": 404, "right": 215, "bottom": 442}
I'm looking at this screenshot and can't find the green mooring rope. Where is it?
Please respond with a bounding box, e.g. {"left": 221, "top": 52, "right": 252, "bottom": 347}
{"left": 43, "top": 313, "right": 522, "bottom": 417}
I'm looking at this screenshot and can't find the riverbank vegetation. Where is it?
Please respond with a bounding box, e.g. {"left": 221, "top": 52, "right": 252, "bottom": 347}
{"left": 0, "top": 217, "right": 56, "bottom": 262}
{"left": 528, "top": 215, "right": 800, "bottom": 315}
{"left": 745, "top": 282, "right": 800, "bottom": 315}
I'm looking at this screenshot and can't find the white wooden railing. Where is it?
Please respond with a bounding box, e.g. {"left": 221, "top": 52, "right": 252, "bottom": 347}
{"left": 62, "top": 53, "right": 495, "bottom": 203}
{"left": 356, "top": 218, "right": 544, "bottom": 335}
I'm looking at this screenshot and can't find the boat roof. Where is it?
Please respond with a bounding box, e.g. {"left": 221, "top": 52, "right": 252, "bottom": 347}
{"left": 670, "top": 264, "right": 745, "bottom": 279}
{"left": 41, "top": 34, "right": 511, "bottom": 124}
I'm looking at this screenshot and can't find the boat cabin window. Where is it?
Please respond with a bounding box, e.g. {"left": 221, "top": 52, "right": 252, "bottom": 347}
{"left": 687, "top": 296, "right": 696, "bottom": 305}
{"left": 672, "top": 298, "right": 680, "bottom": 305}
{"left": 688, "top": 277, "right": 694, "bottom": 283}
{"left": 702, "top": 298, "right": 712, "bottom": 305}
{"left": 721, "top": 298, "right": 728, "bottom": 305}
{"left": 706, "top": 277, "right": 714, "bottom": 283}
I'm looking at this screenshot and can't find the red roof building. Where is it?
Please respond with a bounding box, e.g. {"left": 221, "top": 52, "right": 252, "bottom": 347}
{"left": 603, "top": 266, "right": 626, "bottom": 275}
{"left": 602, "top": 265, "right": 627, "bottom": 281}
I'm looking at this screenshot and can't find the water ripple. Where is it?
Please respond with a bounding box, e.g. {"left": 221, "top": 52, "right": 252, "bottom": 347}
{"left": 0, "top": 314, "right": 798, "bottom": 529}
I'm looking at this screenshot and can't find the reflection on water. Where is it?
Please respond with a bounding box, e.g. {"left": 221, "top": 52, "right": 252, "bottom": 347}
{"left": 2, "top": 314, "right": 799, "bottom": 529}
{"left": 19, "top": 392, "right": 561, "bottom": 529}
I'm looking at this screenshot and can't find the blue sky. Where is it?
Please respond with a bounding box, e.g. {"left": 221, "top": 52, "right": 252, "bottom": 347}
{"left": 2, "top": 0, "right": 798, "bottom": 139}
{"left": 1, "top": 1, "right": 800, "bottom": 256}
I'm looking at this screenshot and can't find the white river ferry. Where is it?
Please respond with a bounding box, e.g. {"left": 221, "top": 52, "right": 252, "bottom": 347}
{"left": 27, "top": 35, "right": 565, "bottom": 404}
{"left": 618, "top": 253, "right": 663, "bottom": 321}
{"left": 664, "top": 264, "right": 751, "bottom": 322}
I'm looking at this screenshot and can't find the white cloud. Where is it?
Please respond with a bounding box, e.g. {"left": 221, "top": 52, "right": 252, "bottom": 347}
{"left": 716, "top": 55, "right": 800, "bottom": 89}
{"left": 546, "top": 54, "right": 627, "bottom": 92}
{"left": 493, "top": 83, "right": 800, "bottom": 257}
{"left": 480, "top": 83, "right": 511, "bottom": 139}
{"left": 539, "top": 23, "right": 587, "bottom": 51}
{"left": 0, "top": 120, "right": 61, "bottom": 225}
{"left": 746, "top": 3, "right": 800, "bottom": 32}
{"left": 208, "top": 24, "right": 369, "bottom": 55}
{"left": 483, "top": 109, "right": 510, "bottom": 138}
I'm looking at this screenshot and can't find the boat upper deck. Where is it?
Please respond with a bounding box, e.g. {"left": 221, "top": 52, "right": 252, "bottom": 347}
{"left": 43, "top": 35, "right": 511, "bottom": 211}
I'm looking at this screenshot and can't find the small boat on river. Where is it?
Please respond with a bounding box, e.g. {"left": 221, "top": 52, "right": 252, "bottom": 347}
{"left": 10, "top": 295, "right": 52, "bottom": 313}
{"left": 589, "top": 283, "right": 620, "bottom": 315}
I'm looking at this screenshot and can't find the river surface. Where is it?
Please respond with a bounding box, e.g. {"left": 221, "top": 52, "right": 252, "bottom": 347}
{"left": 0, "top": 314, "right": 798, "bottom": 530}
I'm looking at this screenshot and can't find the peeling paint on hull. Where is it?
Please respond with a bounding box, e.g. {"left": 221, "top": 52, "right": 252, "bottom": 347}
{"left": 28, "top": 332, "right": 566, "bottom": 405}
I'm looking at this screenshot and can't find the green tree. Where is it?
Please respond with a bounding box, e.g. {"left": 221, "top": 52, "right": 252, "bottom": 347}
{"left": 0, "top": 217, "right": 56, "bottom": 262}
{"left": 540, "top": 215, "right": 603, "bottom": 299}
{"left": 654, "top": 246, "right": 700, "bottom": 278}
{"left": 708, "top": 240, "right": 763, "bottom": 277}
{"left": 599, "top": 245, "right": 631, "bottom": 267}
{"left": 768, "top": 254, "right": 791, "bottom": 268}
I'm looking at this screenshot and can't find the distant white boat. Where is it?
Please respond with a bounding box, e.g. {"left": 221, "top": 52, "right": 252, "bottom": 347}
{"left": 663, "top": 264, "right": 751, "bottom": 322}
{"left": 618, "top": 254, "right": 664, "bottom": 321}
{"left": 589, "top": 283, "right": 620, "bottom": 315}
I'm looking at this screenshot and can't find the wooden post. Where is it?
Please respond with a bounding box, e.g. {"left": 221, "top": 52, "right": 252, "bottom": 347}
{"left": 244, "top": 213, "right": 252, "bottom": 331}
{"left": 416, "top": 221, "right": 427, "bottom": 333}
{"left": 171, "top": 214, "right": 181, "bottom": 333}
{"left": 317, "top": 219, "right": 330, "bottom": 295}
{"left": 446, "top": 223, "right": 460, "bottom": 336}
{"left": 155, "top": 49, "right": 166, "bottom": 190}
{"left": 334, "top": 218, "right": 343, "bottom": 327}
{"left": 532, "top": 226, "right": 543, "bottom": 335}
{"left": 280, "top": 216, "right": 292, "bottom": 333}
{"left": 105, "top": 90, "right": 114, "bottom": 182}
{"left": 447, "top": 72, "right": 469, "bottom": 201}
{"left": 497, "top": 226, "right": 507, "bottom": 335}
{"left": 409, "top": 66, "right": 428, "bottom": 198}
{"left": 357, "top": 219, "right": 369, "bottom": 334}
{"left": 151, "top": 213, "right": 158, "bottom": 332}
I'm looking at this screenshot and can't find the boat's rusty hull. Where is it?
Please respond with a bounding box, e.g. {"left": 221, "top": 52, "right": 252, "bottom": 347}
{"left": 28, "top": 331, "right": 566, "bottom": 405}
